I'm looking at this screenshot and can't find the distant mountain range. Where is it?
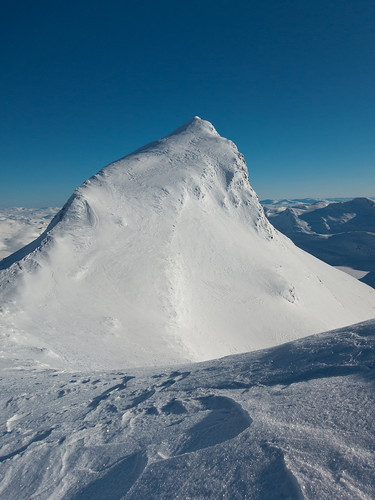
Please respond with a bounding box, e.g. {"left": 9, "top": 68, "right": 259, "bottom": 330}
{"left": 261, "top": 197, "right": 360, "bottom": 206}
{"left": 0, "top": 207, "right": 59, "bottom": 260}
{"left": 263, "top": 198, "right": 375, "bottom": 288}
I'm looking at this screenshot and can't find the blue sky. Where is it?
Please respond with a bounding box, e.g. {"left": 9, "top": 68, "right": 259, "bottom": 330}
{"left": 1, "top": 0, "right": 374, "bottom": 206}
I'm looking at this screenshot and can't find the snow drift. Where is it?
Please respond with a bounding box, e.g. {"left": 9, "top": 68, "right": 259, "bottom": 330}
{"left": 1, "top": 318, "right": 375, "bottom": 499}
{"left": 0, "top": 117, "right": 374, "bottom": 369}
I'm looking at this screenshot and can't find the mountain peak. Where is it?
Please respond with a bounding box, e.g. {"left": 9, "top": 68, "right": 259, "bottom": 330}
{"left": 167, "top": 116, "right": 219, "bottom": 138}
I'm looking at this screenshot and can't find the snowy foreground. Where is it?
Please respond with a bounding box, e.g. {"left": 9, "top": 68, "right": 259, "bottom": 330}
{"left": 1, "top": 319, "right": 375, "bottom": 499}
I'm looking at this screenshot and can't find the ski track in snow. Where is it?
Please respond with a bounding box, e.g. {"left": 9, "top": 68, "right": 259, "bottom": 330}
{"left": 1, "top": 320, "right": 375, "bottom": 499}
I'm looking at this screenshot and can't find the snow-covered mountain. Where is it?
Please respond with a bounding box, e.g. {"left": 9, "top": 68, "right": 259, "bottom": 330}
{"left": 265, "top": 198, "right": 375, "bottom": 288}
{"left": 0, "top": 117, "right": 374, "bottom": 370}
{"left": 1, "top": 319, "right": 375, "bottom": 499}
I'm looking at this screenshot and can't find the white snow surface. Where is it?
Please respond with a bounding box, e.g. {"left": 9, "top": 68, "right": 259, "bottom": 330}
{"left": 0, "top": 117, "right": 375, "bottom": 370}
{"left": 1, "top": 319, "right": 375, "bottom": 499}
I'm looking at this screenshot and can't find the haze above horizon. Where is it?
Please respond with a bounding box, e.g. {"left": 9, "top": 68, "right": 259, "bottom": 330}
{"left": 1, "top": 0, "right": 374, "bottom": 207}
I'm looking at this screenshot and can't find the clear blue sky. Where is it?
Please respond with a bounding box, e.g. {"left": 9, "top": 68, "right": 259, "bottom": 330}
{"left": 1, "top": 0, "right": 374, "bottom": 206}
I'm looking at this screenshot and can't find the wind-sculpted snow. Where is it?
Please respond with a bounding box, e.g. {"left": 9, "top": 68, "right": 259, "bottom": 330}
{"left": 1, "top": 319, "right": 375, "bottom": 499}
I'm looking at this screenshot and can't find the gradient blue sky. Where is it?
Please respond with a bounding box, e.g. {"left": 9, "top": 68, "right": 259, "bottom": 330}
{"left": 1, "top": 0, "right": 374, "bottom": 206}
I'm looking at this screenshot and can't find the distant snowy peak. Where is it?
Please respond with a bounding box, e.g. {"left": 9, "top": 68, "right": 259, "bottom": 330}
{"left": 296, "top": 197, "right": 375, "bottom": 234}
{"left": 265, "top": 197, "right": 375, "bottom": 234}
{"left": 266, "top": 208, "right": 310, "bottom": 234}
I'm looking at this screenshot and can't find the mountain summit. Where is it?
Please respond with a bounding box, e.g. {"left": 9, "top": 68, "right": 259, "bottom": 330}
{"left": 166, "top": 115, "right": 220, "bottom": 137}
{"left": 0, "top": 118, "right": 374, "bottom": 369}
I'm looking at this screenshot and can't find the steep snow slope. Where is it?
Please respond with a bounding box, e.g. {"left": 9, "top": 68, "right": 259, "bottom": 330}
{"left": 0, "top": 117, "right": 374, "bottom": 369}
{"left": 267, "top": 198, "right": 375, "bottom": 289}
{"left": 1, "top": 319, "right": 375, "bottom": 499}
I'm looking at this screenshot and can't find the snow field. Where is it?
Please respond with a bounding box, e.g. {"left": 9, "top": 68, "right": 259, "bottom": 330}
{"left": 0, "top": 319, "right": 374, "bottom": 499}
